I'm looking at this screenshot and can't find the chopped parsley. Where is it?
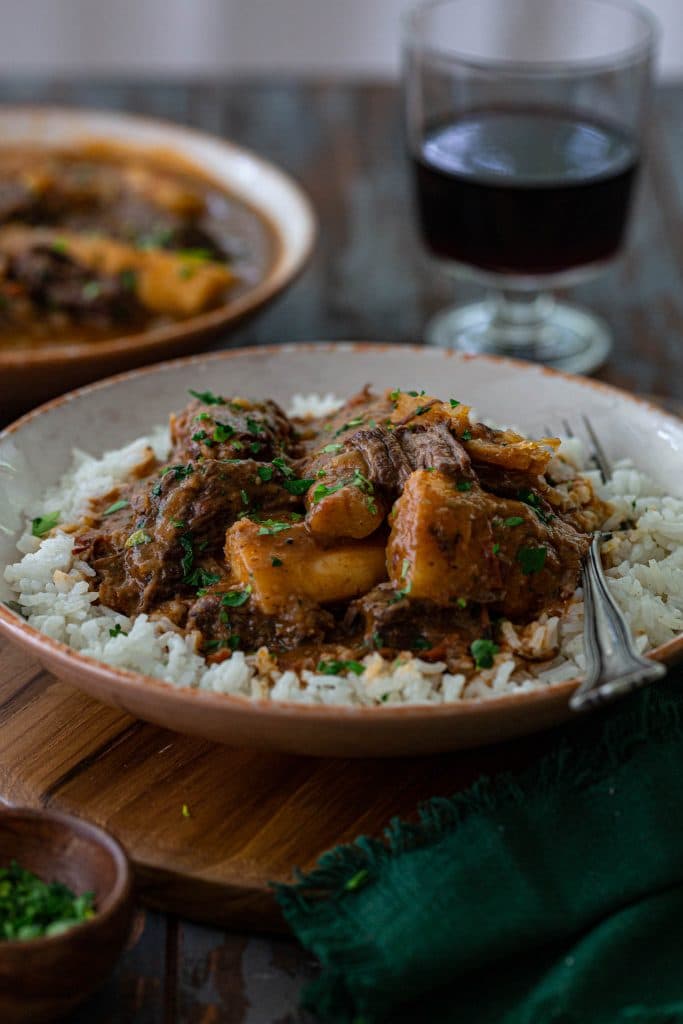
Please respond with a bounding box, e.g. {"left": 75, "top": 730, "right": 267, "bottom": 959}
{"left": 492, "top": 543, "right": 501, "bottom": 555}
{"left": 160, "top": 464, "right": 194, "bottom": 482}
{"left": 51, "top": 237, "right": 69, "bottom": 255}
{"left": 322, "top": 443, "right": 344, "bottom": 454}
{"left": 517, "top": 489, "right": 553, "bottom": 523}
{"left": 517, "top": 546, "right": 547, "bottom": 575}
{"left": 195, "top": 412, "right": 211, "bottom": 422}
{"left": 456, "top": 481, "right": 472, "bottom": 492}
{"left": 82, "top": 281, "right": 102, "bottom": 301}
{"left": 125, "top": 529, "right": 151, "bottom": 548}
{"left": 31, "top": 511, "right": 60, "bottom": 537}
{"left": 188, "top": 389, "right": 225, "bottom": 405}
{"left": 256, "top": 517, "right": 301, "bottom": 535}
{"left": 456, "top": 597, "right": 467, "bottom": 608}
{"left": 240, "top": 489, "right": 249, "bottom": 506}
{"left": 180, "top": 535, "right": 194, "bottom": 579}
{"left": 504, "top": 516, "right": 524, "bottom": 527}
{"left": 470, "top": 638, "right": 499, "bottom": 669}
{"left": 372, "top": 631, "right": 383, "bottom": 649}
{"left": 312, "top": 480, "right": 345, "bottom": 502}
{"left": 212, "top": 422, "right": 235, "bottom": 443}
{"left": 221, "top": 587, "right": 252, "bottom": 607}
{"left": 389, "top": 389, "right": 401, "bottom": 401}
{"left": 449, "top": 399, "right": 460, "bottom": 408}
{"left": 344, "top": 869, "right": 370, "bottom": 892}
{"left": 192, "top": 430, "right": 211, "bottom": 443}
{"left": 250, "top": 441, "right": 263, "bottom": 455}
{"left": 412, "top": 636, "right": 431, "bottom": 651}
{"left": 334, "top": 416, "right": 365, "bottom": 437}
{"left": 317, "top": 659, "right": 365, "bottom": 676}
{"left": 390, "top": 560, "right": 412, "bottom": 603}
{"left": 246, "top": 417, "right": 264, "bottom": 435}
{"left": 283, "top": 477, "right": 314, "bottom": 495}
{"left": 109, "top": 623, "right": 127, "bottom": 638}
{"left": 461, "top": 430, "right": 472, "bottom": 441}
{"left": 0, "top": 861, "right": 96, "bottom": 941}
{"left": 272, "top": 457, "right": 294, "bottom": 478}
{"left": 271, "top": 556, "right": 283, "bottom": 567}
{"left": 257, "top": 465, "right": 274, "bottom": 482}
{"left": 187, "top": 568, "right": 221, "bottom": 591}
{"left": 120, "top": 267, "right": 138, "bottom": 292}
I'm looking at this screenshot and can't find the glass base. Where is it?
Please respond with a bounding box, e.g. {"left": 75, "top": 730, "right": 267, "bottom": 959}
{"left": 425, "top": 293, "right": 612, "bottom": 375}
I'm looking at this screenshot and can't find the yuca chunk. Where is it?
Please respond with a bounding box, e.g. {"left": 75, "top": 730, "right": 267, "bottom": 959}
{"left": 386, "top": 469, "right": 588, "bottom": 618}
{"left": 225, "top": 519, "right": 387, "bottom": 614}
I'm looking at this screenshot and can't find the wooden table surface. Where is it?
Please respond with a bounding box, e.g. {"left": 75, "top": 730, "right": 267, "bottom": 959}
{"left": 1, "top": 76, "right": 682, "bottom": 1022}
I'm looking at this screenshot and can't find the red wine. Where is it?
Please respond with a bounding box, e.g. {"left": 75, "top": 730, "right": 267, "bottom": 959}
{"left": 413, "top": 110, "right": 638, "bottom": 275}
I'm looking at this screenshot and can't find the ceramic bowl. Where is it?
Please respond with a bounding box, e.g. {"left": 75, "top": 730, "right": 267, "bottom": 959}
{"left": 0, "top": 106, "right": 315, "bottom": 419}
{"left": 0, "top": 807, "right": 133, "bottom": 1023}
{"left": 0, "top": 343, "right": 681, "bottom": 757}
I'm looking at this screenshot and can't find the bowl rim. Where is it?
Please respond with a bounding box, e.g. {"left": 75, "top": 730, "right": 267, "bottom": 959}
{"left": 0, "top": 340, "right": 681, "bottom": 723}
{"left": 0, "top": 104, "right": 317, "bottom": 370}
{"left": 0, "top": 806, "right": 132, "bottom": 951}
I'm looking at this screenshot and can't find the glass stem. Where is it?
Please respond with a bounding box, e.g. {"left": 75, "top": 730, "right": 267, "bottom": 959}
{"left": 485, "top": 289, "right": 555, "bottom": 353}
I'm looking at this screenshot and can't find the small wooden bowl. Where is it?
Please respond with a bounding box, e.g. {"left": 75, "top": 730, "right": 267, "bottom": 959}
{"left": 0, "top": 808, "right": 133, "bottom": 1023}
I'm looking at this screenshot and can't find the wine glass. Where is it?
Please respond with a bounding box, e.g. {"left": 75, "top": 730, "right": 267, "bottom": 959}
{"left": 403, "top": 0, "right": 657, "bottom": 373}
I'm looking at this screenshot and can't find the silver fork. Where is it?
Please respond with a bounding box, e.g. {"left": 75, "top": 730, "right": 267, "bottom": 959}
{"left": 554, "top": 416, "right": 666, "bottom": 712}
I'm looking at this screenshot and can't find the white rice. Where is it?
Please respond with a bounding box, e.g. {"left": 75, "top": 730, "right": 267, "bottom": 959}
{"left": 4, "top": 399, "right": 682, "bottom": 706}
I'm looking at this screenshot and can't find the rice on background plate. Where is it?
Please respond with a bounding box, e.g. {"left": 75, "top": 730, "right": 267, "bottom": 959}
{"left": 4, "top": 397, "right": 683, "bottom": 706}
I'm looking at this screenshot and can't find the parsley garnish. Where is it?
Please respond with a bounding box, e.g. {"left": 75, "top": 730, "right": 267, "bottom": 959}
{"left": 250, "top": 441, "right": 263, "bottom": 455}
{"left": 125, "top": 529, "right": 151, "bottom": 548}
{"left": 240, "top": 489, "right": 249, "bottom": 506}
{"left": 31, "top": 511, "right": 60, "bottom": 537}
{"left": 102, "top": 499, "right": 130, "bottom": 516}
{"left": 317, "top": 659, "right": 365, "bottom": 676}
{"left": 213, "top": 422, "right": 235, "bottom": 443}
{"left": 221, "top": 587, "right": 251, "bottom": 607}
{"left": 180, "top": 535, "right": 194, "bottom": 579}
{"left": 109, "top": 623, "right": 127, "bottom": 637}
{"left": 462, "top": 430, "right": 472, "bottom": 441}
{"left": 257, "top": 519, "right": 296, "bottom": 535}
{"left": 517, "top": 546, "right": 547, "bottom": 574}
{"left": 0, "top": 861, "right": 96, "bottom": 940}
{"left": 344, "top": 869, "right": 370, "bottom": 892}
{"left": 189, "top": 389, "right": 225, "bottom": 405}
{"left": 334, "top": 416, "right": 365, "bottom": 437}
{"left": 449, "top": 399, "right": 460, "bottom": 408}
{"left": 271, "top": 556, "right": 283, "bottom": 567}
{"left": 322, "top": 443, "right": 344, "bottom": 454}
{"left": 120, "top": 268, "right": 137, "bottom": 292}
{"left": 456, "top": 481, "right": 472, "bottom": 492}
{"left": 246, "top": 417, "right": 264, "bottom": 435}
{"left": 372, "top": 631, "right": 383, "bottom": 649}
{"left": 517, "top": 489, "right": 553, "bottom": 523}
{"left": 82, "top": 281, "right": 102, "bottom": 301}
{"left": 257, "top": 465, "right": 274, "bottom": 482}
{"left": 283, "top": 477, "right": 314, "bottom": 495}
{"left": 492, "top": 543, "right": 501, "bottom": 555}
{"left": 470, "top": 638, "right": 499, "bottom": 669}
{"left": 504, "top": 516, "right": 524, "bottom": 527}
{"left": 412, "top": 636, "right": 431, "bottom": 650}
{"left": 187, "top": 568, "right": 221, "bottom": 591}
{"left": 272, "top": 457, "right": 294, "bottom": 478}
{"left": 456, "top": 597, "right": 467, "bottom": 608}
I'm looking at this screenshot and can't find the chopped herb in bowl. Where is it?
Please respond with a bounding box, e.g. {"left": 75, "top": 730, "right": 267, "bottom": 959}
{"left": 0, "top": 861, "right": 95, "bottom": 941}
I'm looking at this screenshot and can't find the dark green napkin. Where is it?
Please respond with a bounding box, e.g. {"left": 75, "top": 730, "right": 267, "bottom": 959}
{"left": 275, "top": 680, "right": 683, "bottom": 1024}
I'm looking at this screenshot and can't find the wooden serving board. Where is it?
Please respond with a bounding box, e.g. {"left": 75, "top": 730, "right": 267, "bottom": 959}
{"left": 0, "top": 635, "right": 562, "bottom": 932}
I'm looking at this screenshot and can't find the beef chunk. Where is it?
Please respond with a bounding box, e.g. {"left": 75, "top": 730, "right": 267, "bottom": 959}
{"left": 348, "top": 421, "right": 473, "bottom": 492}
{"left": 188, "top": 590, "right": 333, "bottom": 654}
{"left": 170, "top": 398, "right": 296, "bottom": 463}
{"left": 7, "top": 246, "right": 142, "bottom": 325}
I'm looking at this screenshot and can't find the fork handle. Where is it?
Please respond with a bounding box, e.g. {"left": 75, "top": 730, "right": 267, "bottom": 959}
{"left": 570, "top": 533, "right": 666, "bottom": 712}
